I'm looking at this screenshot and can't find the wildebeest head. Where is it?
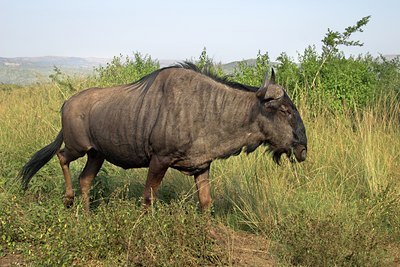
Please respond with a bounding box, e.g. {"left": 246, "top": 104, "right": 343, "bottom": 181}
{"left": 256, "top": 69, "right": 307, "bottom": 164}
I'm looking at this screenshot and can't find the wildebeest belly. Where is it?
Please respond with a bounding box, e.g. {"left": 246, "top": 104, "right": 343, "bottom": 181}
{"left": 102, "top": 147, "right": 150, "bottom": 169}
{"left": 90, "top": 131, "right": 151, "bottom": 169}
{"left": 88, "top": 93, "right": 153, "bottom": 169}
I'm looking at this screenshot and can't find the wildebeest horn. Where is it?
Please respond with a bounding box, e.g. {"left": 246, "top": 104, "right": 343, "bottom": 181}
{"left": 261, "top": 68, "right": 276, "bottom": 88}
{"left": 257, "top": 68, "right": 283, "bottom": 101}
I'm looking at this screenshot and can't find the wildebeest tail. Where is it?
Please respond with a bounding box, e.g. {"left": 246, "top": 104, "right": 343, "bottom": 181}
{"left": 20, "top": 130, "right": 63, "bottom": 190}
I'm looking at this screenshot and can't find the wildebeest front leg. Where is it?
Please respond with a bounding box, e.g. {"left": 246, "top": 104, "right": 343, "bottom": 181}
{"left": 143, "top": 156, "right": 169, "bottom": 208}
{"left": 194, "top": 166, "right": 212, "bottom": 211}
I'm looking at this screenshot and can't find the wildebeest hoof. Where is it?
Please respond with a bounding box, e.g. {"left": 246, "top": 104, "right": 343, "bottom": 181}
{"left": 63, "top": 196, "right": 74, "bottom": 208}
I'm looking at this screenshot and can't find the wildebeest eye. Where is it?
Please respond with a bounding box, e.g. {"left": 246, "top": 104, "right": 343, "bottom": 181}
{"left": 264, "top": 100, "right": 280, "bottom": 109}
{"left": 279, "top": 105, "right": 292, "bottom": 117}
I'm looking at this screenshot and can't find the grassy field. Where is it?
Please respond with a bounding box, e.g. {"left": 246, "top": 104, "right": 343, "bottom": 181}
{"left": 1, "top": 81, "right": 399, "bottom": 266}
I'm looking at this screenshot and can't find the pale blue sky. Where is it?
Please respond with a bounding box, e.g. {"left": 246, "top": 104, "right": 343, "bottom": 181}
{"left": 1, "top": 0, "right": 399, "bottom": 62}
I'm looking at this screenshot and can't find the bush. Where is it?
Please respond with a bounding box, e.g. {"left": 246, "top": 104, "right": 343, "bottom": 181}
{"left": 193, "top": 47, "right": 224, "bottom": 77}
{"left": 94, "top": 52, "right": 160, "bottom": 87}
{"left": 233, "top": 50, "right": 270, "bottom": 87}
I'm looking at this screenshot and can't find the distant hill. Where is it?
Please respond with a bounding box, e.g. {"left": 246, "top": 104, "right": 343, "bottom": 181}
{"left": 0, "top": 57, "right": 184, "bottom": 84}
{"left": 220, "top": 59, "right": 257, "bottom": 74}
{"left": 0, "top": 56, "right": 109, "bottom": 68}
{"left": 0, "top": 56, "right": 109, "bottom": 84}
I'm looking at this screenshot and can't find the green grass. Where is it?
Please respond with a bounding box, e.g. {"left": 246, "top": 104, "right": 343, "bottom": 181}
{"left": 1, "top": 83, "right": 399, "bottom": 266}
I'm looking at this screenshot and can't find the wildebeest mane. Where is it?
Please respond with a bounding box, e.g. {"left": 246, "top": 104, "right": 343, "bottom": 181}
{"left": 173, "top": 61, "right": 258, "bottom": 92}
{"left": 128, "top": 61, "right": 258, "bottom": 93}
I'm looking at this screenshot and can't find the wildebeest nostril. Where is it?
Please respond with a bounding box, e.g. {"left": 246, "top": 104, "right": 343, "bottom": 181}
{"left": 300, "top": 149, "right": 307, "bottom": 161}
{"left": 293, "top": 145, "right": 307, "bottom": 162}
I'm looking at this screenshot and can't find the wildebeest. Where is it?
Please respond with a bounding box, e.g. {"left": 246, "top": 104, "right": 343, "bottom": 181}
{"left": 20, "top": 62, "right": 307, "bottom": 211}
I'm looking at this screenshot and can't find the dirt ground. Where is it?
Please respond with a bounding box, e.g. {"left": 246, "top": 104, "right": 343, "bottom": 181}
{"left": 0, "top": 254, "right": 24, "bottom": 267}
{"left": 212, "top": 223, "right": 275, "bottom": 266}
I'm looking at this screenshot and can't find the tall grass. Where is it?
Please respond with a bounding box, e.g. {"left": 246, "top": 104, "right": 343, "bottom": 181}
{"left": 1, "top": 80, "right": 399, "bottom": 265}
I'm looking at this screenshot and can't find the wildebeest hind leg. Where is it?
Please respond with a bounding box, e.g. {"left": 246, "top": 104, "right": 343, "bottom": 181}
{"left": 79, "top": 149, "right": 105, "bottom": 212}
{"left": 57, "top": 148, "right": 83, "bottom": 208}
{"left": 143, "top": 156, "right": 169, "bottom": 208}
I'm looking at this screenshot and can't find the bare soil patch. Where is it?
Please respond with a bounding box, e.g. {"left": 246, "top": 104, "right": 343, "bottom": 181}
{"left": 0, "top": 254, "right": 24, "bottom": 267}
{"left": 213, "top": 223, "right": 275, "bottom": 266}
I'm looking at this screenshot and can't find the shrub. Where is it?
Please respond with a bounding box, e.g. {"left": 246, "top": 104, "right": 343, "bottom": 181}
{"left": 94, "top": 52, "right": 160, "bottom": 87}
{"left": 233, "top": 50, "right": 270, "bottom": 87}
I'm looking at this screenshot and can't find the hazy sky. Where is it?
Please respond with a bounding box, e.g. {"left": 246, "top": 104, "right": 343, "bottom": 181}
{"left": 1, "top": 0, "right": 399, "bottom": 62}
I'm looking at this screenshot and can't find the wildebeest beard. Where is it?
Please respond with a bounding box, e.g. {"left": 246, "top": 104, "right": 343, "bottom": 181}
{"left": 262, "top": 141, "right": 292, "bottom": 165}
{"left": 225, "top": 141, "right": 291, "bottom": 165}
{"left": 273, "top": 148, "right": 295, "bottom": 164}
